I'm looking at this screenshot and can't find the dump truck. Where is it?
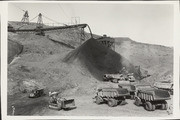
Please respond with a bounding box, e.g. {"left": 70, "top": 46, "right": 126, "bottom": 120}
{"left": 48, "top": 92, "right": 76, "bottom": 111}
{"left": 94, "top": 88, "right": 129, "bottom": 107}
{"left": 29, "top": 88, "right": 45, "bottom": 98}
{"left": 118, "top": 84, "right": 136, "bottom": 99}
{"left": 134, "top": 88, "right": 171, "bottom": 111}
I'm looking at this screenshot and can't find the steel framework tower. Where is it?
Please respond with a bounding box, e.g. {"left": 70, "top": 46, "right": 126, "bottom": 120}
{"left": 21, "top": 11, "right": 29, "bottom": 24}
{"left": 37, "top": 13, "right": 43, "bottom": 28}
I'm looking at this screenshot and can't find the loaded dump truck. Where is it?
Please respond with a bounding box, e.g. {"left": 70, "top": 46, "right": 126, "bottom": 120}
{"left": 94, "top": 88, "right": 129, "bottom": 107}
{"left": 134, "top": 88, "right": 171, "bottom": 111}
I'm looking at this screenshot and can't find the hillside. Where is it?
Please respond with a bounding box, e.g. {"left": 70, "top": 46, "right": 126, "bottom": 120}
{"left": 7, "top": 21, "right": 173, "bottom": 116}
{"left": 114, "top": 37, "right": 173, "bottom": 84}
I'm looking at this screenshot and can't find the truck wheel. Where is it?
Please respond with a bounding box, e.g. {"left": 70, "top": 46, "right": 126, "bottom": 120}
{"left": 114, "top": 99, "right": 118, "bottom": 106}
{"left": 134, "top": 97, "right": 141, "bottom": 106}
{"left": 130, "top": 95, "right": 135, "bottom": 100}
{"left": 108, "top": 99, "right": 117, "bottom": 107}
{"left": 151, "top": 104, "right": 156, "bottom": 111}
{"left": 119, "top": 100, "right": 127, "bottom": 105}
{"left": 57, "top": 101, "right": 62, "bottom": 110}
{"left": 145, "top": 102, "right": 153, "bottom": 111}
{"left": 161, "top": 101, "right": 168, "bottom": 110}
{"left": 96, "top": 96, "right": 103, "bottom": 104}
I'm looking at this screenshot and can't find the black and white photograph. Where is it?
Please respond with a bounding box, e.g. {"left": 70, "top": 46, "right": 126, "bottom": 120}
{"left": 0, "top": 1, "right": 179, "bottom": 120}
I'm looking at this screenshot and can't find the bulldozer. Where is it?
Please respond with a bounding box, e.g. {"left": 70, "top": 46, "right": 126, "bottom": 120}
{"left": 103, "top": 67, "right": 135, "bottom": 83}
{"left": 48, "top": 92, "right": 76, "bottom": 111}
{"left": 103, "top": 73, "right": 125, "bottom": 83}
{"left": 103, "top": 73, "right": 135, "bottom": 83}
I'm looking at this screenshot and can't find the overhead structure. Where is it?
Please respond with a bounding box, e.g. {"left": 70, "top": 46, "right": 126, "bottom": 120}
{"left": 80, "top": 27, "right": 85, "bottom": 43}
{"left": 97, "top": 35, "right": 115, "bottom": 50}
{"left": 37, "top": 13, "right": 43, "bottom": 28}
{"left": 21, "top": 10, "right": 29, "bottom": 24}
{"left": 35, "top": 13, "right": 45, "bottom": 36}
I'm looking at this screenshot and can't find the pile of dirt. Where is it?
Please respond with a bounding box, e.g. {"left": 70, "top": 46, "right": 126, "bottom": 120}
{"left": 64, "top": 38, "right": 145, "bottom": 80}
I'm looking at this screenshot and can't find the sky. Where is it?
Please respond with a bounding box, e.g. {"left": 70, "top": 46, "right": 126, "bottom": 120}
{"left": 8, "top": 3, "right": 174, "bottom": 46}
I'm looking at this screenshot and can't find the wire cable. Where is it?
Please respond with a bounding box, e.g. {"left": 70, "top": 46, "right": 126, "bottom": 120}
{"left": 12, "top": 4, "right": 25, "bottom": 12}
{"left": 42, "top": 14, "right": 67, "bottom": 26}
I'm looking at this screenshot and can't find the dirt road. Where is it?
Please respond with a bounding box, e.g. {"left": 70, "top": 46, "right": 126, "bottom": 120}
{"left": 8, "top": 93, "right": 172, "bottom": 117}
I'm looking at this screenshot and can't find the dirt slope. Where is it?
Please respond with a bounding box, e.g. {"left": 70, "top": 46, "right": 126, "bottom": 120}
{"left": 64, "top": 38, "right": 144, "bottom": 80}
{"left": 114, "top": 37, "right": 173, "bottom": 85}
{"left": 8, "top": 39, "right": 23, "bottom": 64}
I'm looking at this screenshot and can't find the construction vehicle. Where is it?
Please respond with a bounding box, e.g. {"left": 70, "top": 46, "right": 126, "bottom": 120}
{"left": 134, "top": 87, "right": 171, "bottom": 111}
{"left": 94, "top": 88, "right": 129, "bottom": 107}
{"left": 48, "top": 92, "right": 76, "bottom": 111}
{"left": 126, "top": 73, "right": 135, "bottom": 82}
{"left": 103, "top": 72, "right": 135, "bottom": 83}
{"left": 118, "top": 84, "right": 136, "bottom": 99}
{"left": 103, "top": 73, "right": 125, "bottom": 83}
{"left": 29, "top": 88, "right": 45, "bottom": 98}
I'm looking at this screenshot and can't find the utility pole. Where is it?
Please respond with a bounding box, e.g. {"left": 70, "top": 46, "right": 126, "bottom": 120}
{"left": 21, "top": 11, "right": 29, "bottom": 24}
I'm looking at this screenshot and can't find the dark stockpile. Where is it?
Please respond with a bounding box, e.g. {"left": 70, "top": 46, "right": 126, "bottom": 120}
{"left": 64, "top": 38, "right": 144, "bottom": 80}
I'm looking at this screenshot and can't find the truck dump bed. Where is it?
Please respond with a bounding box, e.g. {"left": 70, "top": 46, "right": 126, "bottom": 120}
{"left": 138, "top": 89, "right": 170, "bottom": 101}
{"left": 98, "top": 88, "right": 129, "bottom": 97}
{"left": 118, "top": 84, "right": 136, "bottom": 92}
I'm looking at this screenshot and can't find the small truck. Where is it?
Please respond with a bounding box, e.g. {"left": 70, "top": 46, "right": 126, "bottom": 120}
{"left": 134, "top": 88, "right": 171, "bottom": 111}
{"left": 94, "top": 88, "right": 129, "bottom": 107}
{"left": 29, "top": 88, "right": 45, "bottom": 98}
